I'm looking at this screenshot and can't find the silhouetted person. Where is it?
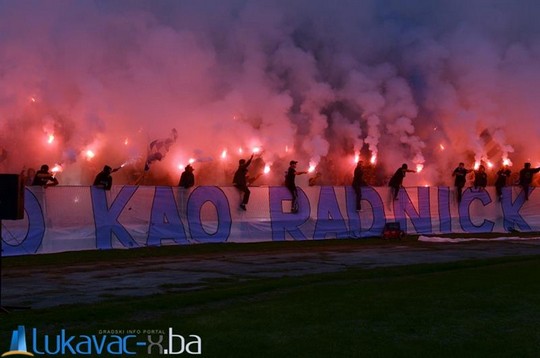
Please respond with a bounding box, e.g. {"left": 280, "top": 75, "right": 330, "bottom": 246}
{"left": 233, "top": 154, "right": 253, "bottom": 211}
{"left": 178, "top": 164, "right": 195, "bottom": 189}
{"left": 21, "top": 167, "right": 36, "bottom": 186}
{"left": 495, "top": 165, "right": 511, "bottom": 201}
{"left": 519, "top": 162, "right": 540, "bottom": 200}
{"left": 93, "top": 165, "right": 120, "bottom": 190}
{"left": 388, "top": 163, "right": 416, "bottom": 200}
{"left": 285, "top": 160, "right": 307, "bottom": 213}
{"left": 452, "top": 162, "right": 472, "bottom": 203}
{"left": 473, "top": 165, "right": 487, "bottom": 191}
{"left": 32, "top": 164, "right": 59, "bottom": 188}
{"left": 352, "top": 161, "right": 367, "bottom": 211}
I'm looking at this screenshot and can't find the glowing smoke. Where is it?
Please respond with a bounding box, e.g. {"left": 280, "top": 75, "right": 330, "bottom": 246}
{"left": 1, "top": 0, "right": 539, "bottom": 187}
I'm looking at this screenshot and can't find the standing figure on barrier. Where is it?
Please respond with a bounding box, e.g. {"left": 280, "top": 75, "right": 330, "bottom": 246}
{"left": 285, "top": 160, "right": 307, "bottom": 213}
{"left": 233, "top": 154, "right": 254, "bottom": 211}
{"left": 519, "top": 162, "right": 540, "bottom": 200}
{"left": 473, "top": 165, "right": 488, "bottom": 191}
{"left": 452, "top": 162, "right": 472, "bottom": 203}
{"left": 31, "top": 164, "right": 59, "bottom": 188}
{"left": 93, "top": 165, "right": 121, "bottom": 190}
{"left": 178, "top": 164, "right": 195, "bottom": 189}
{"left": 388, "top": 163, "right": 416, "bottom": 201}
{"left": 495, "top": 164, "right": 511, "bottom": 201}
{"left": 352, "top": 160, "right": 367, "bottom": 211}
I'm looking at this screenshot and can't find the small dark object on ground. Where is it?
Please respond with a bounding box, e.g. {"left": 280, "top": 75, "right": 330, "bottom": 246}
{"left": 382, "top": 222, "right": 405, "bottom": 240}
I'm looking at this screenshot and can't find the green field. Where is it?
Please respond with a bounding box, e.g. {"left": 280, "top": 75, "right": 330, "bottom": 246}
{"left": 2, "top": 241, "right": 540, "bottom": 357}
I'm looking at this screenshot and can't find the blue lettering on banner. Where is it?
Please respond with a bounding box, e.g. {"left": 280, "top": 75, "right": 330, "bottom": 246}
{"left": 1, "top": 189, "right": 45, "bottom": 255}
{"left": 187, "top": 186, "right": 231, "bottom": 243}
{"left": 459, "top": 188, "right": 495, "bottom": 233}
{"left": 501, "top": 187, "right": 530, "bottom": 231}
{"left": 345, "top": 186, "right": 386, "bottom": 238}
{"left": 438, "top": 187, "right": 452, "bottom": 233}
{"left": 91, "top": 186, "right": 139, "bottom": 249}
{"left": 269, "top": 186, "right": 310, "bottom": 241}
{"left": 147, "top": 187, "right": 188, "bottom": 246}
{"left": 7, "top": 185, "right": 540, "bottom": 257}
{"left": 394, "top": 187, "right": 432, "bottom": 234}
{"left": 313, "top": 187, "right": 348, "bottom": 239}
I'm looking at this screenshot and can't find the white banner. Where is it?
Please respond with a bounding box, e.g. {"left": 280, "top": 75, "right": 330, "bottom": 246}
{"left": 2, "top": 185, "right": 540, "bottom": 256}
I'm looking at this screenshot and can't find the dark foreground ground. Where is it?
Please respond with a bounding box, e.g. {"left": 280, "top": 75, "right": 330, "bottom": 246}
{"left": 3, "top": 237, "right": 540, "bottom": 309}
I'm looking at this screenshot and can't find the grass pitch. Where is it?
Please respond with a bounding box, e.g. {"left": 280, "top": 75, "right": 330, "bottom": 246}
{"left": 2, "top": 240, "right": 540, "bottom": 357}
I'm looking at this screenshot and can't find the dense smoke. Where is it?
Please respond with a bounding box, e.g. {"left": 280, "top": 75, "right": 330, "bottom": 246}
{"left": 1, "top": 0, "right": 540, "bottom": 187}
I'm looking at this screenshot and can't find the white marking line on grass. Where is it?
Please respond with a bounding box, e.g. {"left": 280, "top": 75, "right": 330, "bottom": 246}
{"left": 418, "top": 236, "right": 540, "bottom": 243}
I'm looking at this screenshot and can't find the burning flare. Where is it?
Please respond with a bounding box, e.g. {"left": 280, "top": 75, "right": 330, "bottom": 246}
{"left": 51, "top": 163, "right": 63, "bottom": 173}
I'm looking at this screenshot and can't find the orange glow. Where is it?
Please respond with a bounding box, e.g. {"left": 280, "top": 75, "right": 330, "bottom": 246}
{"left": 474, "top": 162, "right": 480, "bottom": 170}
{"left": 416, "top": 163, "right": 424, "bottom": 173}
{"left": 370, "top": 154, "right": 377, "bottom": 165}
{"left": 85, "top": 150, "right": 95, "bottom": 160}
{"left": 51, "top": 164, "right": 63, "bottom": 173}
{"left": 503, "top": 158, "right": 511, "bottom": 166}
{"left": 487, "top": 160, "right": 494, "bottom": 169}
{"left": 354, "top": 153, "right": 360, "bottom": 163}
{"left": 439, "top": 144, "right": 445, "bottom": 151}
